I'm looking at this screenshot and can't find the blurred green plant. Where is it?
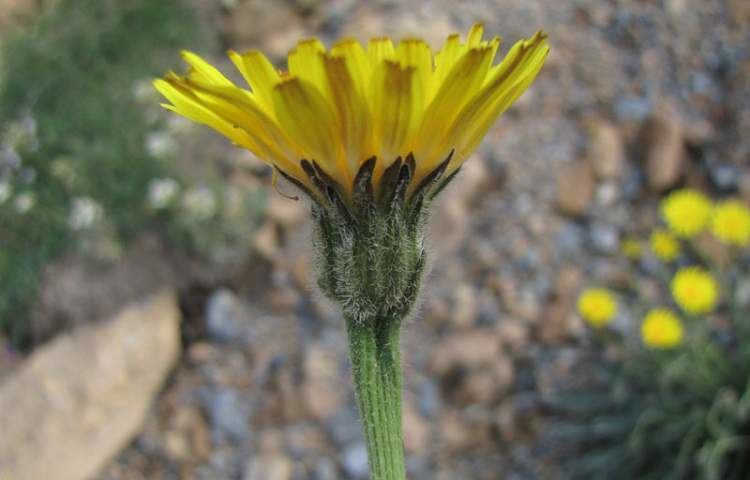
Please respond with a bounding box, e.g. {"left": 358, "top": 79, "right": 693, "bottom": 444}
{"left": 552, "top": 189, "right": 750, "bottom": 480}
{"left": 0, "top": 0, "right": 220, "bottom": 345}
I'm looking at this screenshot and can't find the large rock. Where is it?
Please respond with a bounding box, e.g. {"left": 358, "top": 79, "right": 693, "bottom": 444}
{"left": 586, "top": 118, "right": 625, "bottom": 179}
{"left": 0, "top": 290, "right": 180, "bottom": 480}
{"left": 645, "top": 103, "right": 686, "bottom": 191}
{"left": 556, "top": 161, "right": 595, "bottom": 217}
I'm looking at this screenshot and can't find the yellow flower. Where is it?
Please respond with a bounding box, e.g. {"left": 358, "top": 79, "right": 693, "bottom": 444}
{"left": 154, "top": 25, "right": 549, "bottom": 199}
{"left": 649, "top": 229, "right": 680, "bottom": 262}
{"left": 671, "top": 267, "right": 718, "bottom": 315}
{"left": 577, "top": 288, "right": 617, "bottom": 327}
{"left": 711, "top": 199, "right": 750, "bottom": 247}
{"left": 660, "top": 189, "right": 713, "bottom": 238}
{"left": 641, "top": 309, "right": 683, "bottom": 349}
{"left": 620, "top": 237, "right": 643, "bottom": 259}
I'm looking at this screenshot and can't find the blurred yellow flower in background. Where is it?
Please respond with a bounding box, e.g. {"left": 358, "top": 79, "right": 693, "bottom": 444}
{"left": 620, "top": 237, "right": 643, "bottom": 259}
{"left": 671, "top": 267, "right": 718, "bottom": 315}
{"left": 711, "top": 199, "right": 750, "bottom": 247}
{"left": 660, "top": 189, "right": 712, "bottom": 238}
{"left": 577, "top": 288, "right": 617, "bottom": 327}
{"left": 641, "top": 309, "right": 683, "bottom": 349}
{"left": 649, "top": 229, "right": 680, "bottom": 262}
{"left": 154, "top": 25, "right": 549, "bottom": 199}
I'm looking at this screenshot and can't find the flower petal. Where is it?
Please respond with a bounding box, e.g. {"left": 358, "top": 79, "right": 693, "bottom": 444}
{"left": 447, "top": 32, "right": 549, "bottom": 168}
{"left": 322, "top": 54, "right": 372, "bottom": 178}
{"left": 272, "top": 76, "right": 343, "bottom": 180}
{"left": 180, "top": 51, "right": 234, "bottom": 86}
{"left": 288, "top": 39, "right": 328, "bottom": 98}
{"left": 228, "top": 49, "right": 280, "bottom": 113}
{"left": 412, "top": 42, "right": 498, "bottom": 176}
{"left": 369, "top": 61, "right": 421, "bottom": 178}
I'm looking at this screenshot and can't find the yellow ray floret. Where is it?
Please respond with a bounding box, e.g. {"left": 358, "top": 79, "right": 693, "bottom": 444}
{"left": 154, "top": 25, "right": 549, "bottom": 198}
{"left": 577, "top": 287, "right": 617, "bottom": 328}
{"left": 641, "top": 309, "right": 683, "bottom": 349}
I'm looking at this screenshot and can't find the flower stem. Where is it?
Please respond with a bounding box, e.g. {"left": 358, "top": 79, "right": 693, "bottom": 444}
{"left": 346, "top": 315, "right": 405, "bottom": 480}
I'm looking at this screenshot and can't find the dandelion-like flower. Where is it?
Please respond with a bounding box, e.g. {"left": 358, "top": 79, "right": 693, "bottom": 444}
{"left": 620, "top": 237, "right": 643, "bottom": 260}
{"left": 671, "top": 266, "right": 718, "bottom": 315}
{"left": 711, "top": 199, "right": 750, "bottom": 247}
{"left": 155, "top": 24, "right": 548, "bottom": 480}
{"left": 577, "top": 288, "right": 617, "bottom": 327}
{"left": 660, "top": 188, "right": 712, "bottom": 238}
{"left": 154, "top": 24, "right": 548, "bottom": 199}
{"left": 649, "top": 228, "right": 680, "bottom": 262}
{"left": 641, "top": 308, "right": 683, "bottom": 349}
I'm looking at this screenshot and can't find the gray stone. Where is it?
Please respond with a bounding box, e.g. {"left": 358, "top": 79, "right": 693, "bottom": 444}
{"left": 341, "top": 442, "right": 369, "bottom": 479}
{"left": 205, "top": 388, "right": 251, "bottom": 442}
{"left": 589, "top": 222, "right": 619, "bottom": 253}
{"left": 205, "top": 288, "right": 245, "bottom": 343}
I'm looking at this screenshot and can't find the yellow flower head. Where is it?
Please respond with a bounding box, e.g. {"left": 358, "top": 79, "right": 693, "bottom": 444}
{"left": 660, "top": 189, "right": 713, "bottom": 238}
{"left": 154, "top": 25, "right": 549, "bottom": 200}
{"left": 577, "top": 288, "right": 617, "bottom": 327}
{"left": 641, "top": 309, "right": 683, "bottom": 349}
{"left": 620, "top": 237, "right": 643, "bottom": 259}
{"left": 711, "top": 199, "right": 750, "bottom": 247}
{"left": 671, "top": 266, "right": 719, "bottom": 315}
{"left": 649, "top": 228, "right": 680, "bottom": 262}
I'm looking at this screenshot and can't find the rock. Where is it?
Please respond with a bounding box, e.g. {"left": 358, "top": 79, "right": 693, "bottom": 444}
{"left": 303, "top": 343, "right": 346, "bottom": 420}
{"left": 740, "top": 170, "right": 750, "bottom": 204}
{"left": 430, "top": 329, "right": 500, "bottom": 375}
{"left": 708, "top": 161, "right": 740, "bottom": 192}
{"left": 494, "top": 400, "right": 517, "bottom": 443}
{"left": 497, "top": 319, "right": 530, "bottom": 354}
{"left": 416, "top": 379, "right": 441, "bottom": 418}
{"left": 222, "top": 0, "right": 302, "bottom": 56}
{"left": 589, "top": 222, "right": 620, "bottom": 253}
{"left": 315, "top": 457, "right": 339, "bottom": 480}
{"left": 243, "top": 454, "right": 294, "bottom": 480}
{"left": 451, "top": 283, "right": 479, "bottom": 329}
{"left": 586, "top": 119, "right": 625, "bottom": 179}
{"left": 205, "top": 288, "right": 246, "bottom": 343}
{"left": 615, "top": 96, "right": 652, "bottom": 123}
{"left": 402, "top": 399, "right": 429, "bottom": 453}
{"left": 204, "top": 388, "right": 251, "bottom": 442}
{"left": 254, "top": 220, "right": 280, "bottom": 260}
{"left": 460, "top": 358, "right": 514, "bottom": 405}
{"left": 0, "top": 0, "right": 46, "bottom": 30}
{"left": 645, "top": 103, "right": 686, "bottom": 191}
{"left": 556, "top": 161, "right": 595, "bottom": 217}
{"left": 163, "top": 405, "right": 211, "bottom": 462}
{"left": 0, "top": 291, "right": 180, "bottom": 480}
{"left": 341, "top": 442, "right": 369, "bottom": 479}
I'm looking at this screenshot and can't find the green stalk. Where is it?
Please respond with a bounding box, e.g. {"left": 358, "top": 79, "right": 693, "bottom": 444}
{"left": 346, "top": 315, "right": 405, "bottom": 480}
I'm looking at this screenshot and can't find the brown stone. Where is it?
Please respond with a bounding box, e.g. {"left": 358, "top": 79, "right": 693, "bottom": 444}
{"left": 0, "top": 291, "right": 180, "bottom": 480}
{"left": 556, "top": 161, "right": 595, "bottom": 217}
{"left": 430, "top": 329, "right": 501, "bottom": 375}
{"left": 302, "top": 343, "right": 346, "bottom": 421}
{"left": 645, "top": 103, "right": 686, "bottom": 191}
{"left": 586, "top": 118, "right": 626, "bottom": 179}
{"left": 402, "top": 399, "right": 429, "bottom": 453}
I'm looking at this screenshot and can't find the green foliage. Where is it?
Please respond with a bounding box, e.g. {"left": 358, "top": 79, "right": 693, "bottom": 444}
{"left": 0, "top": 0, "right": 213, "bottom": 344}
{"left": 549, "top": 332, "right": 750, "bottom": 480}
